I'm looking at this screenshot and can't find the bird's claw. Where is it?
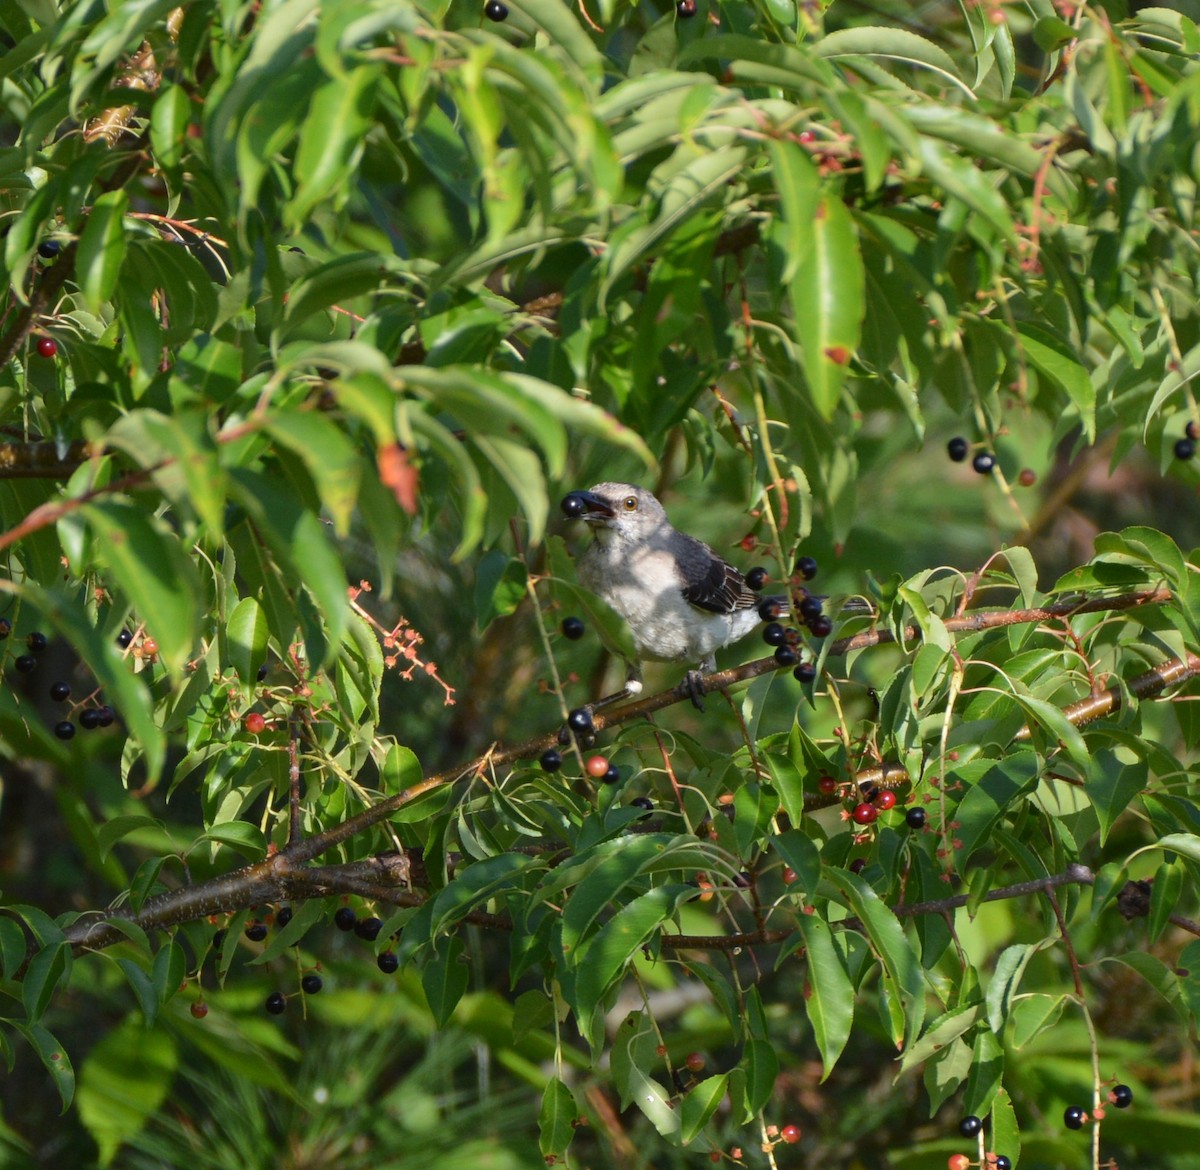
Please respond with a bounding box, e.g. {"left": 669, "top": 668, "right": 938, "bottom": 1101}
{"left": 683, "top": 670, "right": 707, "bottom": 712}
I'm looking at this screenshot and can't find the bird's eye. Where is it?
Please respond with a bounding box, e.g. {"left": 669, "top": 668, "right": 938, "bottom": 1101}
{"left": 622, "top": 496, "right": 638, "bottom": 511}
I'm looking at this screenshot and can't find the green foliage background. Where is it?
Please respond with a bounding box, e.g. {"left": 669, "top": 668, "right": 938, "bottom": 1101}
{"left": 3, "top": 0, "right": 1200, "bottom": 1166}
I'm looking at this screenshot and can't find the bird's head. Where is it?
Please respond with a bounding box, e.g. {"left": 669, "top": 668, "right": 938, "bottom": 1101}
{"left": 561, "top": 483, "right": 666, "bottom": 537}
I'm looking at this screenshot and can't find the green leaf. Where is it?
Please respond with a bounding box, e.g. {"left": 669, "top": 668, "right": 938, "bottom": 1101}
{"left": 1085, "top": 750, "right": 1147, "bottom": 845}
{"left": 264, "top": 411, "right": 361, "bottom": 537}
{"left": 771, "top": 141, "right": 865, "bottom": 420}
{"left": 574, "top": 885, "right": 692, "bottom": 1027}
{"left": 681, "top": 1073, "right": 728, "bottom": 1145}
{"left": 77, "top": 1021, "right": 177, "bottom": 1164}
{"left": 422, "top": 937, "right": 470, "bottom": 1027}
{"left": 226, "top": 597, "right": 270, "bottom": 691}
{"left": 814, "top": 26, "right": 973, "bottom": 96}
{"left": 429, "top": 854, "right": 531, "bottom": 937}
{"left": 199, "top": 821, "right": 267, "bottom": 860}
{"left": 898, "top": 1003, "right": 981, "bottom": 1075}
{"left": 14, "top": 1023, "right": 74, "bottom": 1113}
{"left": 825, "top": 868, "right": 926, "bottom": 1050}
{"left": 990, "top": 1086, "right": 1021, "bottom": 1167}
{"left": 150, "top": 83, "right": 190, "bottom": 170}
{"left": 796, "top": 913, "right": 854, "bottom": 1078}
{"left": 538, "top": 1077, "right": 577, "bottom": 1159}
{"left": 963, "top": 1028, "right": 1004, "bottom": 1117}
{"left": 287, "top": 64, "right": 381, "bottom": 228}
{"left": 22, "top": 942, "right": 71, "bottom": 1024}
{"left": 953, "top": 754, "right": 1041, "bottom": 865}
{"left": 741, "top": 1035, "right": 779, "bottom": 1117}
{"left": 96, "top": 815, "right": 163, "bottom": 862}
{"left": 82, "top": 501, "right": 199, "bottom": 677}
{"left": 1014, "top": 322, "right": 1096, "bottom": 441}
{"left": 76, "top": 190, "right": 128, "bottom": 315}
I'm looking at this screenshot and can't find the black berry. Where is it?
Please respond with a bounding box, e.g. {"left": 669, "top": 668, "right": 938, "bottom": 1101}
{"left": 14, "top": 654, "right": 36, "bottom": 673}
{"left": 1174, "top": 437, "right": 1195, "bottom": 460}
{"left": 257, "top": 662, "right": 269, "bottom": 681}
{"left": 95, "top": 705, "right": 115, "bottom": 727}
{"left": 995, "top": 1157, "right": 1012, "bottom": 1170}
{"left": 795, "top": 555, "right": 818, "bottom": 581}
{"left": 54, "top": 720, "right": 75, "bottom": 740}
{"left": 38, "top": 239, "right": 61, "bottom": 259}
{"left": 677, "top": 0, "right": 697, "bottom": 15}
{"left": 561, "top": 493, "right": 588, "bottom": 518}
{"left": 26, "top": 631, "right": 47, "bottom": 652}
{"left": 79, "top": 708, "right": 102, "bottom": 730}
{"left": 355, "top": 916, "right": 383, "bottom": 941}
{"left": 793, "top": 661, "right": 817, "bottom": 684}
{"left": 484, "top": 0, "right": 508, "bottom": 18}
{"left": 301, "top": 973, "right": 323, "bottom": 994}
{"left": 377, "top": 951, "right": 399, "bottom": 973}
{"left": 905, "top": 807, "right": 927, "bottom": 829}
{"left": 799, "top": 595, "right": 823, "bottom": 620}
{"left": 245, "top": 921, "right": 268, "bottom": 942}
{"left": 746, "top": 567, "right": 768, "bottom": 591}
{"left": 758, "top": 599, "right": 784, "bottom": 621}
{"left": 567, "top": 707, "right": 594, "bottom": 735}
{"left": 540, "top": 748, "right": 563, "bottom": 772}
{"left": 959, "top": 1115, "right": 982, "bottom": 1138}
{"left": 265, "top": 991, "right": 287, "bottom": 1015}
{"left": 808, "top": 614, "right": 833, "bottom": 638}
{"left": 334, "top": 906, "right": 357, "bottom": 931}
{"left": 763, "top": 622, "right": 786, "bottom": 646}
{"left": 972, "top": 451, "right": 996, "bottom": 474}
{"left": 116, "top": 628, "right": 133, "bottom": 648}
{"left": 1110, "top": 1084, "right": 1133, "bottom": 1108}
{"left": 275, "top": 905, "right": 293, "bottom": 928}
{"left": 49, "top": 681, "right": 71, "bottom": 702}
{"left": 947, "top": 436, "right": 969, "bottom": 462}
{"left": 774, "top": 645, "right": 799, "bottom": 667}
{"left": 1187, "top": 421, "right": 1199, "bottom": 441}
{"left": 631, "top": 796, "right": 654, "bottom": 815}
{"left": 1063, "top": 1105, "right": 1086, "bottom": 1130}
{"left": 602, "top": 764, "right": 622, "bottom": 785}
{"left": 561, "top": 616, "right": 585, "bottom": 640}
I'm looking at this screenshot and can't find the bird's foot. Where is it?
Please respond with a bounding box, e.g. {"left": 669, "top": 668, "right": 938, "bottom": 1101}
{"left": 683, "top": 670, "right": 707, "bottom": 711}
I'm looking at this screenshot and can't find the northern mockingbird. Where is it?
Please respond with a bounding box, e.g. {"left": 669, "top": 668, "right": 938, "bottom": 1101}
{"left": 562, "top": 482, "right": 788, "bottom": 711}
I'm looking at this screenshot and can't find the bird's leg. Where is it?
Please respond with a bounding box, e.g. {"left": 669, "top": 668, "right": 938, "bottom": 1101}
{"left": 681, "top": 654, "right": 717, "bottom": 711}
{"left": 682, "top": 670, "right": 707, "bottom": 712}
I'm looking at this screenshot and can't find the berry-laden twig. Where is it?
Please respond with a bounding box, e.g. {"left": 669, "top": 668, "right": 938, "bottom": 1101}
{"left": 40, "top": 589, "right": 1177, "bottom": 963}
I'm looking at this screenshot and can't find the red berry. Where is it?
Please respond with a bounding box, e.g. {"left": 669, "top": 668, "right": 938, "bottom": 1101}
{"left": 817, "top": 776, "right": 837, "bottom": 794}
{"left": 782, "top": 866, "right": 798, "bottom": 885}
{"left": 851, "top": 802, "right": 877, "bottom": 825}
{"left": 685, "top": 1052, "right": 705, "bottom": 1073}
{"left": 875, "top": 789, "right": 897, "bottom": 810}
{"left": 142, "top": 637, "right": 159, "bottom": 656}
{"left": 585, "top": 754, "right": 610, "bottom": 778}
{"left": 1018, "top": 468, "right": 1037, "bottom": 486}
{"left": 245, "top": 712, "right": 266, "bottom": 734}
{"left": 948, "top": 1157, "right": 971, "bottom": 1170}
{"left": 36, "top": 337, "right": 57, "bottom": 358}
{"left": 781, "top": 1123, "right": 801, "bottom": 1144}
{"left": 190, "top": 1000, "right": 208, "bottom": 1018}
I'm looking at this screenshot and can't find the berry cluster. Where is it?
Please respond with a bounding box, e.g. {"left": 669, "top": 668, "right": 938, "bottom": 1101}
{"left": 745, "top": 555, "right": 827, "bottom": 681}
{"left": 947, "top": 436, "right": 997, "bottom": 475}
{"left": 1, "top": 625, "right": 116, "bottom": 738}
{"left": 1175, "top": 419, "right": 1197, "bottom": 460}
{"left": 243, "top": 903, "right": 404, "bottom": 1018}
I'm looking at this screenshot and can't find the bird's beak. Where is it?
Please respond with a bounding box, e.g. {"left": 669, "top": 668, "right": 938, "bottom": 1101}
{"left": 561, "top": 490, "right": 614, "bottom": 523}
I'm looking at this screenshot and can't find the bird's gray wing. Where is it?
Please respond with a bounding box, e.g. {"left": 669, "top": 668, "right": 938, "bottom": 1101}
{"left": 676, "top": 536, "right": 757, "bottom": 614}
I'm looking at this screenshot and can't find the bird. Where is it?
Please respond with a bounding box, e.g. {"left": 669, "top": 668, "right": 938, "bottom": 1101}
{"left": 562, "top": 482, "right": 788, "bottom": 711}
